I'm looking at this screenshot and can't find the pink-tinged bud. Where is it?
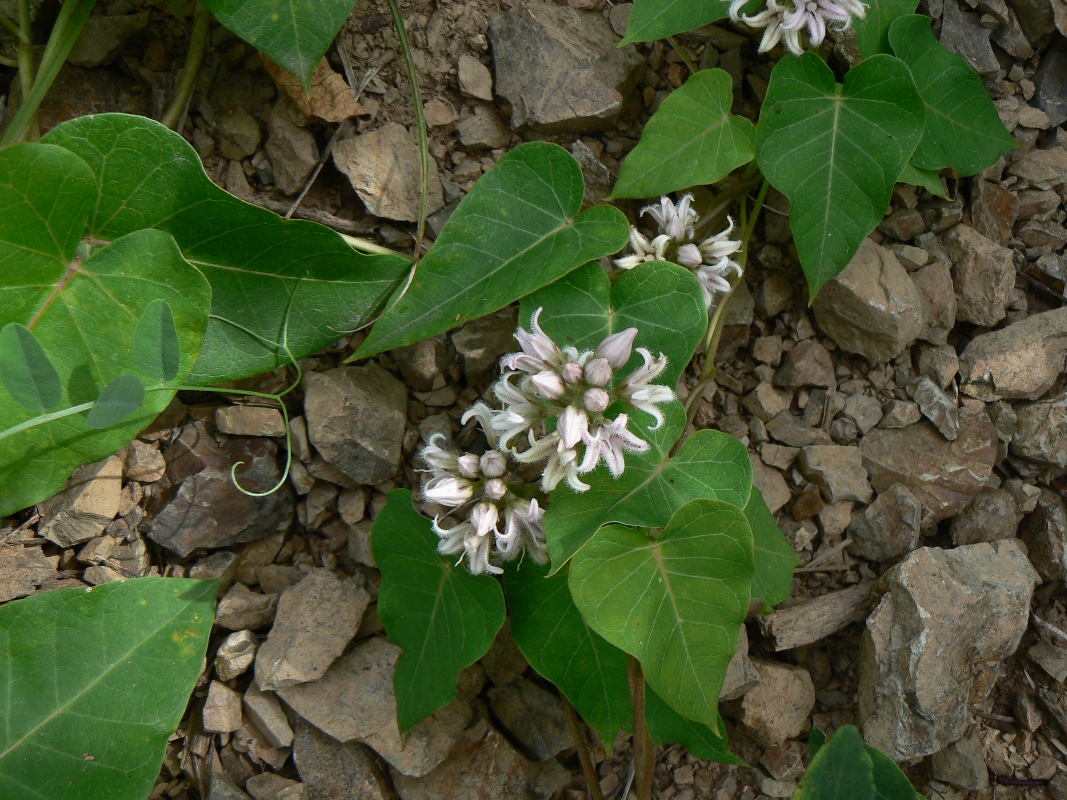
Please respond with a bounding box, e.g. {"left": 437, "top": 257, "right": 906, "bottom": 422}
{"left": 558, "top": 406, "right": 589, "bottom": 449}
{"left": 484, "top": 478, "right": 508, "bottom": 500}
{"left": 471, "top": 502, "right": 499, "bottom": 537}
{"left": 561, "top": 361, "right": 584, "bottom": 385}
{"left": 530, "top": 370, "right": 566, "bottom": 400}
{"left": 480, "top": 450, "right": 507, "bottom": 478}
{"left": 457, "top": 454, "right": 481, "bottom": 479}
{"left": 676, "top": 243, "right": 702, "bottom": 268}
{"left": 583, "top": 387, "right": 610, "bottom": 413}
{"left": 596, "top": 328, "right": 638, "bottom": 369}
{"left": 424, "top": 476, "right": 474, "bottom": 507}
{"left": 583, "top": 357, "right": 613, "bottom": 387}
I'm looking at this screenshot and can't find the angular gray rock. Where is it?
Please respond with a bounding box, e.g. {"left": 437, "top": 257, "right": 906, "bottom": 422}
{"left": 860, "top": 407, "right": 996, "bottom": 524}
{"left": 203, "top": 681, "right": 243, "bottom": 734}
{"left": 216, "top": 107, "right": 262, "bottom": 161}
{"left": 858, "top": 541, "right": 1039, "bottom": 761}
{"left": 773, "top": 340, "right": 835, "bottom": 388}
{"left": 456, "top": 106, "right": 511, "bottom": 150}
{"left": 266, "top": 103, "right": 319, "bottom": 195}
{"left": 943, "top": 224, "right": 1015, "bottom": 327}
{"left": 486, "top": 679, "right": 573, "bottom": 760}
{"left": 739, "top": 660, "right": 816, "bottom": 747}
{"left": 912, "top": 261, "right": 956, "bottom": 345}
{"left": 811, "top": 238, "right": 923, "bottom": 363}
{"left": 1006, "top": 145, "right": 1067, "bottom": 190}
{"left": 1020, "top": 488, "right": 1067, "bottom": 582}
{"left": 144, "top": 422, "right": 294, "bottom": 557}
{"left": 960, "top": 308, "right": 1067, "bottom": 401}
{"left": 243, "top": 684, "right": 294, "bottom": 749}
{"left": 303, "top": 365, "right": 408, "bottom": 485}
{"left": 950, "top": 487, "right": 1022, "bottom": 545}
{"left": 68, "top": 12, "right": 150, "bottom": 67}
{"left": 941, "top": 0, "right": 1000, "bottom": 76}
{"left": 1012, "top": 388, "right": 1067, "bottom": 467}
{"left": 333, "top": 123, "right": 444, "bottom": 221}
{"left": 797, "top": 446, "right": 873, "bottom": 504}
{"left": 216, "top": 405, "right": 287, "bottom": 437}
{"left": 457, "top": 54, "right": 493, "bottom": 101}
{"left": 39, "top": 454, "right": 124, "bottom": 547}
{"left": 721, "top": 625, "right": 761, "bottom": 700}
{"left": 216, "top": 629, "right": 258, "bottom": 681}
{"left": 278, "top": 637, "right": 472, "bottom": 777}
{"left": 291, "top": 717, "right": 386, "bottom": 800}
{"left": 452, "top": 310, "right": 517, "bottom": 383}
{"left": 0, "top": 544, "right": 59, "bottom": 603}
{"left": 255, "top": 569, "right": 368, "bottom": 690}
{"left": 931, "top": 738, "right": 990, "bottom": 791}
{"left": 245, "top": 774, "right": 307, "bottom": 800}
{"left": 489, "top": 1, "right": 644, "bottom": 132}
{"left": 847, "top": 484, "right": 922, "bottom": 562}
{"left": 215, "top": 583, "right": 278, "bottom": 631}
{"left": 907, "top": 377, "right": 959, "bottom": 440}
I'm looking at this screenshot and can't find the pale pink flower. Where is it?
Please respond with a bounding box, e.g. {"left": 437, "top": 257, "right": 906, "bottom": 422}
{"left": 579, "top": 415, "right": 652, "bottom": 477}
{"left": 640, "top": 194, "right": 698, "bottom": 242}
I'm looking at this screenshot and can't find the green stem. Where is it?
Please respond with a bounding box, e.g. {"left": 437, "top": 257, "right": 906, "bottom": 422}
{"left": 0, "top": 54, "right": 16, "bottom": 67}
{"left": 666, "top": 36, "right": 698, "bottom": 75}
{"left": 0, "top": 401, "right": 95, "bottom": 443}
{"left": 2, "top": 0, "right": 97, "bottom": 145}
{"left": 160, "top": 2, "right": 210, "bottom": 130}
{"left": 339, "top": 232, "right": 407, "bottom": 258}
{"left": 563, "top": 696, "right": 606, "bottom": 800}
{"left": 0, "top": 9, "right": 26, "bottom": 42}
{"left": 628, "top": 657, "right": 655, "bottom": 800}
{"left": 15, "top": 0, "right": 36, "bottom": 139}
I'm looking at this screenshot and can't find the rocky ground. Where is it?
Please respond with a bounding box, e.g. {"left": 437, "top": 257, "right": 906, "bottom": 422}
{"left": 3, "top": 0, "right": 1067, "bottom": 798}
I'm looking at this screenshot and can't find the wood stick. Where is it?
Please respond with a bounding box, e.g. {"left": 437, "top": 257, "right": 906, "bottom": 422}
{"left": 759, "top": 582, "right": 876, "bottom": 651}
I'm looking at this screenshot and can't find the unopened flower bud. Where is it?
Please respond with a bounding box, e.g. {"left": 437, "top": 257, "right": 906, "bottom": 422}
{"left": 558, "top": 406, "right": 590, "bottom": 449}
{"left": 480, "top": 450, "right": 507, "bottom": 478}
{"left": 530, "top": 370, "right": 566, "bottom": 399}
{"left": 424, "top": 476, "right": 474, "bottom": 506}
{"left": 676, "top": 243, "right": 703, "bottom": 268}
{"left": 584, "top": 387, "right": 610, "bottom": 413}
{"left": 457, "top": 454, "right": 481, "bottom": 479}
{"left": 595, "top": 328, "right": 638, "bottom": 369}
{"left": 583, "top": 357, "right": 613, "bottom": 387}
{"left": 484, "top": 478, "right": 508, "bottom": 500}
{"left": 561, "top": 361, "right": 584, "bottom": 385}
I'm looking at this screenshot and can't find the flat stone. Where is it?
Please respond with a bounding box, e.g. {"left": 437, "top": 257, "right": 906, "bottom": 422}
{"left": 811, "top": 238, "right": 923, "bottom": 364}
{"left": 1006, "top": 145, "right": 1067, "bottom": 190}
{"left": 1034, "top": 38, "right": 1067, "bottom": 127}
{"left": 943, "top": 224, "right": 1015, "bottom": 326}
{"left": 39, "top": 454, "right": 124, "bottom": 547}
{"left": 210, "top": 773, "right": 253, "bottom": 800}
{"left": 970, "top": 179, "right": 1018, "bottom": 244}
{"left": 423, "top": 98, "right": 459, "bottom": 128}
{"left": 204, "top": 681, "right": 244, "bottom": 734}
{"left": 879, "top": 400, "right": 921, "bottom": 429}
{"left": 941, "top": 0, "right": 1000, "bottom": 75}
{"left": 959, "top": 308, "right": 1067, "bottom": 401}
{"left": 456, "top": 106, "right": 511, "bottom": 150}
{"left": 216, "top": 629, "right": 258, "bottom": 681}
{"left": 291, "top": 717, "right": 386, "bottom": 800}
{"left": 931, "top": 738, "right": 990, "bottom": 791}
{"left": 1029, "top": 641, "right": 1067, "bottom": 682}
{"left": 858, "top": 541, "right": 1038, "bottom": 761}
{"left": 144, "top": 422, "right": 294, "bottom": 558}
{"left": 216, "top": 107, "right": 262, "bottom": 161}
{"left": 486, "top": 679, "right": 573, "bottom": 760}
{"left": 917, "top": 345, "right": 959, "bottom": 389}
{"left": 908, "top": 377, "right": 959, "bottom": 440}
{"left": 266, "top": 102, "right": 319, "bottom": 195}
{"left": 216, "top": 405, "right": 287, "bottom": 437}
{"left": 743, "top": 383, "right": 789, "bottom": 421}
{"left": 0, "top": 545, "right": 59, "bottom": 603}
{"left": 1012, "top": 388, "right": 1067, "bottom": 467}
{"left": 457, "top": 54, "right": 493, "bottom": 101}
{"left": 739, "top": 660, "right": 815, "bottom": 746}
{"left": 125, "top": 439, "right": 166, "bottom": 482}
{"left": 766, "top": 412, "right": 828, "bottom": 448}
{"left": 774, "top": 340, "right": 835, "bottom": 388}
{"left": 859, "top": 407, "right": 996, "bottom": 524}
{"left": 757, "top": 272, "right": 795, "bottom": 317}
{"left": 303, "top": 365, "right": 408, "bottom": 485}
{"left": 750, "top": 455, "right": 791, "bottom": 515}
{"left": 245, "top": 774, "right": 307, "bottom": 800}
{"left": 68, "top": 12, "right": 150, "bottom": 67}
{"left": 1019, "top": 488, "right": 1067, "bottom": 582}
{"left": 191, "top": 551, "right": 239, "bottom": 592}
{"left": 216, "top": 583, "right": 278, "bottom": 631}
{"left": 912, "top": 261, "right": 956, "bottom": 345}
{"left": 798, "top": 446, "right": 873, "bottom": 504}
{"left": 489, "top": 1, "right": 644, "bottom": 132}
{"left": 721, "top": 625, "right": 761, "bottom": 700}
{"left": 244, "top": 684, "right": 294, "bottom": 748}
{"left": 841, "top": 393, "right": 883, "bottom": 434}
{"left": 278, "top": 637, "right": 472, "bottom": 777}
{"left": 390, "top": 717, "right": 528, "bottom": 800}
{"left": 847, "top": 484, "right": 922, "bottom": 562}
{"left": 950, "top": 487, "right": 1021, "bottom": 545}
{"left": 255, "top": 569, "right": 369, "bottom": 690}
{"left": 333, "top": 123, "right": 444, "bottom": 222}
{"left": 393, "top": 338, "right": 446, "bottom": 392}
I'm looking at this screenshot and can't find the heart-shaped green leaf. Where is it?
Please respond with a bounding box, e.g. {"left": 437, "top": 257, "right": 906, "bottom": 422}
{"left": 794, "top": 725, "right": 921, "bottom": 799}
{"left": 133, "top": 299, "right": 181, "bottom": 382}
{"left": 613, "top": 69, "right": 755, "bottom": 199}
{"left": 620, "top": 0, "right": 729, "bottom": 44}
{"left": 0, "top": 143, "right": 211, "bottom": 518}
{"left": 853, "top": 0, "right": 919, "bottom": 56}
{"left": 0, "top": 324, "right": 62, "bottom": 412}
{"left": 41, "top": 114, "right": 410, "bottom": 385}
{"left": 569, "top": 499, "right": 754, "bottom": 730}
{"left": 889, "top": 15, "right": 1016, "bottom": 176}
{"left": 503, "top": 560, "right": 633, "bottom": 744}
{"left": 0, "top": 578, "right": 217, "bottom": 800}
{"left": 755, "top": 53, "right": 924, "bottom": 295}
{"left": 544, "top": 402, "right": 752, "bottom": 571}
{"left": 86, "top": 374, "right": 146, "bottom": 430}
{"left": 745, "top": 487, "right": 798, "bottom": 612}
{"left": 357, "top": 142, "right": 630, "bottom": 357}
{"left": 200, "top": 0, "right": 359, "bottom": 89}
{"left": 898, "top": 162, "right": 949, "bottom": 199}
{"left": 646, "top": 684, "right": 744, "bottom": 765}
{"left": 373, "top": 490, "right": 506, "bottom": 733}
{"left": 521, "top": 260, "right": 708, "bottom": 390}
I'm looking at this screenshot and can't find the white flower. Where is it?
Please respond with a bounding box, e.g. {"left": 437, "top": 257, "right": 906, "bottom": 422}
{"left": 497, "top": 498, "right": 547, "bottom": 563}
{"left": 489, "top": 374, "right": 545, "bottom": 448}
{"left": 698, "top": 217, "right": 742, "bottom": 264}
{"left": 618, "top": 348, "right": 672, "bottom": 430}
{"left": 742, "top": 0, "right": 803, "bottom": 54}
{"left": 502, "top": 307, "right": 562, "bottom": 372}
{"left": 640, "top": 194, "right": 698, "bottom": 242}
{"left": 424, "top": 475, "right": 475, "bottom": 507}
{"left": 514, "top": 430, "right": 589, "bottom": 493}
{"left": 614, "top": 228, "right": 672, "bottom": 270}
{"left": 558, "top": 405, "right": 590, "bottom": 449}
{"left": 782, "top": 0, "right": 866, "bottom": 48}
{"left": 579, "top": 414, "right": 652, "bottom": 477}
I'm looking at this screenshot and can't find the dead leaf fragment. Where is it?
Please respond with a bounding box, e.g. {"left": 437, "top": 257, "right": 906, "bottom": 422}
{"left": 263, "top": 57, "right": 368, "bottom": 123}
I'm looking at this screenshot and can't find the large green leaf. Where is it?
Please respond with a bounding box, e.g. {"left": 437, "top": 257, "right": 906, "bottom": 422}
{"left": 745, "top": 487, "right": 798, "bottom": 612}
{"left": 521, "top": 260, "right": 707, "bottom": 389}
{"left": 613, "top": 69, "right": 755, "bottom": 199}
{"left": 646, "top": 685, "right": 744, "bottom": 765}
{"left": 373, "top": 490, "right": 506, "bottom": 733}
{"left": 0, "top": 578, "right": 217, "bottom": 800}
{"left": 41, "top": 113, "right": 410, "bottom": 385}
{"left": 795, "top": 726, "right": 921, "bottom": 800}
{"left": 755, "top": 54, "right": 924, "bottom": 295}
{"left": 503, "top": 561, "right": 633, "bottom": 744}
{"left": 620, "top": 0, "right": 728, "bottom": 44}
{"left": 200, "top": 0, "right": 358, "bottom": 89}
{"left": 898, "top": 162, "right": 949, "bottom": 199}
{"left": 544, "top": 402, "right": 752, "bottom": 571}
{"left": 0, "top": 143, "right": 210, "bottom": 518}
{"left": 357, "top": 142, "right": 630, "bottom": 357}
{"left": 853, "top": 0, "right": 919, "bottom": 56}
{"left": 568, "top": 499, "right": 754, "bottom": 731}
{"left": 888, "top": 15, "right": 1016, "bottom": 176}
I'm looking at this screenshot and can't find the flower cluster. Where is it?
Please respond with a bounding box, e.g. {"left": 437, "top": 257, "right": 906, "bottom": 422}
{"left": 727, "top": 0, "right": 867, "bottom": 55}
{"left": 614, "top": 195, "right": 742, "bottom": 307}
